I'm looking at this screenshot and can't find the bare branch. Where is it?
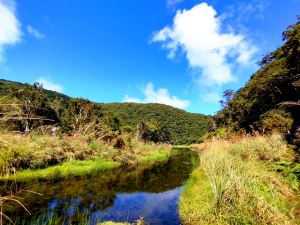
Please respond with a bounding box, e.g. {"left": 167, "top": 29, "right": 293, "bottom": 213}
{"left": 0, "top": 117, "right": 54, "bottom": 121}
{"left": 278, "top": 101, "right": 300, "bottom": 108}
{"left": 0, "top": 104, "right": 49, "bottom": 111}
{"left": 0, "top": 89, "right": 23, "bottom": 102}
{"left": 0, "top": 212, "right": 15, "bottom": 225}
{"left": 0, "top": 113, "right": 44, "bottom": 117}
{"left": 20, "top": 190, "right": 42, "bottom": 196}
{"left": 2, "top": 197, "right": 31, "bottom": 215}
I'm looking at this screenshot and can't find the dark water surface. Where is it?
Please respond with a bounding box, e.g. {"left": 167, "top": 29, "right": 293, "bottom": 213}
{"left": 2, "top": 149, "right": 199, "bottom": 224}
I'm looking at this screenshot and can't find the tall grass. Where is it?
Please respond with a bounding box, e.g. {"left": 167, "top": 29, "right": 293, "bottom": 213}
{"left": 0, "top": 132, "right": 171, "bottom": 181}
{"left": 180, "top": 134, "right": 297, "bottom": 224}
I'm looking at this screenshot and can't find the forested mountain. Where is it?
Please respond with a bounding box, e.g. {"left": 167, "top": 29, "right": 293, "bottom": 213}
{"left": 99, "top": 102, "right": 209, "bottom": 144}
{"left": 216, "top": 16, "right": 300, "bottom": 136}
{"left": 0, "top": 79, "right": 71, "bottom": 105}
{"left": 0, "top": 79, "right": 209, "bottom": 144}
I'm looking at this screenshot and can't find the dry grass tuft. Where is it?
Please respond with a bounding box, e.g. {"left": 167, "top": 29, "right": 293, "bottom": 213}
{"left": 0, "top": 132, "right": 171, "bottom": 181}
{"left": 180, "top": 133, "right": 297, "bottom": 224}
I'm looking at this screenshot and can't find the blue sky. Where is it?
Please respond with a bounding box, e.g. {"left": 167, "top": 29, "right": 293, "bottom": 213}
{"left": 1, "top": 0, "right": 299, "bottom": 115}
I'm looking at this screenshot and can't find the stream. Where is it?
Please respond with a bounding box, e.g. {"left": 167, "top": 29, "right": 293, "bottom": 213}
{"left": 1, "top": 149, "right": 199, "bottom": 224}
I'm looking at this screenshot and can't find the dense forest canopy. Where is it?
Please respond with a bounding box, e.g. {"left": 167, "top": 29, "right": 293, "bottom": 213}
{"left": 216, "top": 16, "right": 300, "bottom": 137}
{"left": 99, "top": 102, "right": 209, "bottom": 144}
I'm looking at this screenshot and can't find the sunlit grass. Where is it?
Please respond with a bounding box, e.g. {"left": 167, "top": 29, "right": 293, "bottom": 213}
{"left": 1, "top": 158, "right": 120, "bottom": 181}
{"left": 0, "top": 132, "right": 171, "bottom": 181}
{"left": 137, "top": 150, "right": 170, "bottom": 163}
{"left": 180, "top": 134, "right": 297, "bottom": 224}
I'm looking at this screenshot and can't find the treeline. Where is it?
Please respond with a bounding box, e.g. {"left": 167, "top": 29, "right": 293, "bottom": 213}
{"left": 0, "top": 80, "right": 210, "bottom": 145}
{"left": 99, "top": 102, "right": 209, "bottom": 144}
{"left": 0, "top": 79, "right": 71, "bottom": 105}
{"left": 214, "top": 15, "right": 300, "bottom": 141}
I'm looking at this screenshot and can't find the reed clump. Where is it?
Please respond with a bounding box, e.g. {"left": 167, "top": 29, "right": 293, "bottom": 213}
{"left": 0, "top": 132, "right": 171, "bottom": 181}
{"left": 180, "top": 133, "right": 298, "bottom": 224}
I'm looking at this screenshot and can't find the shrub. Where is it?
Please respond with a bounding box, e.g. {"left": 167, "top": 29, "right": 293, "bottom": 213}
{"left": 256, "top": 109, "right": 293, "bottom": 134}
{"left": 121, "top": 125, "right": 134, "bottom": 133}
{"left": 137, "top": 121, "right": 170, "bottom": 143}
{"left": 113, "top": 135, "right": 125, "bottom": 149}
{"left": 125, "top": 135, "right": 133, "bottom": 150}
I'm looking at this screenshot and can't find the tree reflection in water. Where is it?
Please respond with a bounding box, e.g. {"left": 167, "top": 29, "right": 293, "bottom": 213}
{"left": 2, "top": 149, "right": 199, "bottom": 224}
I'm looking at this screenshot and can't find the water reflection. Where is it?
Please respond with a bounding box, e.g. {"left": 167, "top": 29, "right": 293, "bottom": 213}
{"left": 2, "top": 149, "right": 199, "bottom": 224}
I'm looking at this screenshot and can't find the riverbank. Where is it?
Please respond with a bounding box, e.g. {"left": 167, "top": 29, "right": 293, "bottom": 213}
{"left": 0, "top": 132, "right": 171, "bottom": 181}
{"left": 180, "top": 133, "right": 300, "bottom": 224}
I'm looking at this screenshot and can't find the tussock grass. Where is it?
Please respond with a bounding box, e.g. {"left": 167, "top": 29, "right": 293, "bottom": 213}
{"left": 0, "top": 132, "right": 171, "bottom": 181}
{"left": 180, "top": 134, "right": 297, "bottom": 224}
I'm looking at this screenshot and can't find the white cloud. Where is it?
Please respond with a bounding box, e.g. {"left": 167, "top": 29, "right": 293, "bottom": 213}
{"left": 124, "top": 83, "right": 190, "bottom": 109}
{"left": 27, "top": 25, "right": 45, "bottom": 39}
{"left": 150, "top": 3, "right": 257, "bottom": 95}
{"left": 37, "top": 77, "right": 64, "bottom": 92}
{"left": 237, "top": 0, "right": 269, "bottom": 20}
{"left": 0, "top": 0, "right": 21, "bottom": 61}
{"left": 167, "top": 0, "right": 184, "bottom": 8}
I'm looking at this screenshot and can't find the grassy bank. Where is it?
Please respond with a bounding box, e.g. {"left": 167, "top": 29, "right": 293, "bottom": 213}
{"left": 180, "top": 134, "right": 299, "bottom": 224}
{"left": 0, "top": 132, "right": 171, "bottom": 181}
{"left": 1, "top": 158, "right": 120, "bottom": 181}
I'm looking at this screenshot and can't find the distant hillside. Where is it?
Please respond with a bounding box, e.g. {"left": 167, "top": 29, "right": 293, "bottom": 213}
{"left": 0, "top": 79, "right": 71, "bottom": 105}
{"left": 0, "top": 79, "right": 209, "bottom": 144}
{"left": 99, "top": 102, "right": 209, "bottom": 145}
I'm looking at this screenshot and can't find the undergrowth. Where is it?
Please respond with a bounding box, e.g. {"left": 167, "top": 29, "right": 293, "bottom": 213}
{"left": 180, "top": 134, "right": 299, "bottom": 224}
{"left": 0, "top": 132, "right": 171, "bottom": 181}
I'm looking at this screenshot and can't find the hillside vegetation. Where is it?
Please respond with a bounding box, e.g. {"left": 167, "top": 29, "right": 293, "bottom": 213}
{"left": 100, "top": 102, "right": 209, "bottom": 144}
{"left": 215, "top": 16, "right": 300, "bottom": 137}
{"left": 0, "top": 79, "right": 71, "bottom": 105}
{"left": 0, "top": 79, "right": 209, "bottom": 145}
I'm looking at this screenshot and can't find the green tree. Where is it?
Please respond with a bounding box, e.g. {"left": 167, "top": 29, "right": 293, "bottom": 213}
{"left": 137, "top": 121, "right": 170, "bottom": 143}
{"left": 0, "top": 82, "right": 56, "bottom": 132}
{"left": 216, "top": 15, "right": 300, "bottom": 132}
{"left": 61, "top": 98, "right": 103, "bottom": 135}
{"left": 255, "top": 109, "right": 293, "bottom": 134}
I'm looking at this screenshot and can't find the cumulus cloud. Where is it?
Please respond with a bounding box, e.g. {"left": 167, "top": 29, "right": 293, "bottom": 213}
{"left": 27, "top": 25, "right": 45, "bottom": 39}
{"left": 151, "top": 3, "right": 257, "bottom": 91}
{"left": 0, "top": 0, "right": 21, "bottom": 61}
{"left": 124, "top": 83, "right": 190, "bottom": 109}
{"left": 37, "top": 77, "right": 64, "bottom": 92}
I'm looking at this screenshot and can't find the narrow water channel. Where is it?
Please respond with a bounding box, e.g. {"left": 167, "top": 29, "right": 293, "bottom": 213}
{"left": 2, "top": 149, "right": 199, "bottom": 224}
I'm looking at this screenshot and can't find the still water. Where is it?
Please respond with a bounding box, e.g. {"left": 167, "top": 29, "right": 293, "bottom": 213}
{"left": 3, "top": 149, "right": 199, "bottom": 224}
